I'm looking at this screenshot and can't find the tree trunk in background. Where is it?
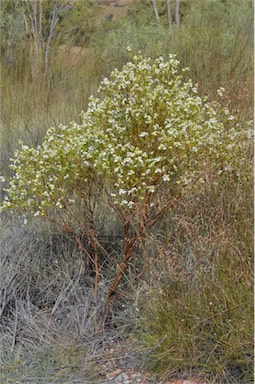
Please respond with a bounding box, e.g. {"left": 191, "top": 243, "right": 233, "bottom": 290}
{"left": 151, "top": 0, "right": 160, "bottom": 24}
{"left": 38, "top": 0, "right": 42, "bottom": 40}
{"left": 32, "top": 0, "right": 43, "bottom": 80}
{"left": 20, "top": 0, "right": 43, "bottom": 81}
{"left": 175, "top": 0, "right": 180, "bottom": 25}
{"left": 19, "top": 0, "right": 69, "bottom": 83}
{"left": 44, "top": 0, "right": 60, "bottom": 81}
{"left": 167, "top": 0, "right": 172, "bottom": 27}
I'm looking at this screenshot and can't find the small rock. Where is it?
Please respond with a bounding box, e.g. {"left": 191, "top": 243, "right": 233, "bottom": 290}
{"left": 106, "top": 369, "right": 123, "bottom": 380}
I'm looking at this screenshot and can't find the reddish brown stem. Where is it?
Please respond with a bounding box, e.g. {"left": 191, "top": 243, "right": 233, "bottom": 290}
{"left": 102, "top": 224, "right": 138, "bottom": 324}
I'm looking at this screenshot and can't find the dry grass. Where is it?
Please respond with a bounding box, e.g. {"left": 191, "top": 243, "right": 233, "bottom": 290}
{"left": 0, "top": 214, "right": 137, "bottom": 383}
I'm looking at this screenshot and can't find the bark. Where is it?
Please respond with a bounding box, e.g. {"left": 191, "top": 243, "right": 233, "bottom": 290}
{"left": 44, "top": 0, "right": 60, "bottom": 81}
{"left": 38, "top": 0, "right": 42, "bottom": 40}
{"left": 32, "top": 0, "right": 40, "bottom": 79}
{"left": 44, "top": 1, "right": 71, "bottom": 81}
{"left": 166, "top": 0, "right": 172, "bottom": 27}
{"left": 175, "top": 0, "right": 180, "bottom": 25}
{"left": 151, "top": 0, "right": 160, "bottom": 24}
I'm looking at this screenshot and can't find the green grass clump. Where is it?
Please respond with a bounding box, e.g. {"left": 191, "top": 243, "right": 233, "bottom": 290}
{"left": 137, "top": 174, "right": 253, "bottom": 383}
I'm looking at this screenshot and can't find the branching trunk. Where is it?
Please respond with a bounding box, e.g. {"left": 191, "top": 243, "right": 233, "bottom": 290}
{"left": 19, "top": 0, "right": 43, "bottom": 80}
{"left": 20, "top": 0, "right": 68, "bottom": 82}
{"left": 102, "top": 223, "right": 139, "bottom": 324}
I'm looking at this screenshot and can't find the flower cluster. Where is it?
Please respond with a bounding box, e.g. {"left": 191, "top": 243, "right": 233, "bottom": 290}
{"left": 1, "top": 123, "right": 95, "bottom": 217}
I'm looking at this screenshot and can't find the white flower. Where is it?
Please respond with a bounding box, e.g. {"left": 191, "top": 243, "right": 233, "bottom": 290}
{"left": 148, "top": 186, "right": 155, "bottom": 193}
{"left": 163, "top": 175, "right": 170, "bottom": 182}
{"left": 158, "top": 144, "right": 166, "bottom": 151}
{"left": 128, "top": 187, "right": 138, "bottom": 194}
{"left": 139, "top": 131, "right": 148, "bottom": 138}
{"left": 217, "top": 87, "right": 225, "bottom": 97}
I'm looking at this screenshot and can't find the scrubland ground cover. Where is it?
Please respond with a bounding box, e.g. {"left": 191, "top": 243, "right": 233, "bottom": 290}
{"left": 0, "top": 1, "right": 253, "bottom": 383}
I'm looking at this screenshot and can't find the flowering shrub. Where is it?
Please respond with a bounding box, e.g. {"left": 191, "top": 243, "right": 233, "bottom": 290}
{"left": 80, "top": 54, "right": 248, "bottom": 225}
{"left": 2, "top": 54, "right": 249, "bottom": 218}
{"left": 1, "top": 54, "right": 250, "bottom": 322}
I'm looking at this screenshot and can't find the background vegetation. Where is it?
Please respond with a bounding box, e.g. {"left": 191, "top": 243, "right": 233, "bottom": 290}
{"left": 0, "top": 0, "right": 253, "bottom": 383}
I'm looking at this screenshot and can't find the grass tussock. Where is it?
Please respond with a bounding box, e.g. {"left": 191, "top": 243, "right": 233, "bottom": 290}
{"left": 0, "top": 215, "right": 134, "bottom": 383}
{"left": 137, "top": 172, "right": 253, "bottom": 383}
